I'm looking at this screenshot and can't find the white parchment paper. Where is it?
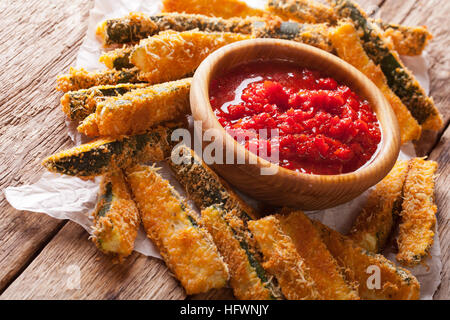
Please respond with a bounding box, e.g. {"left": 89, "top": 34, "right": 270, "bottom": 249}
{"left": 3, "top": 0, "right": 442, "bottom": 299}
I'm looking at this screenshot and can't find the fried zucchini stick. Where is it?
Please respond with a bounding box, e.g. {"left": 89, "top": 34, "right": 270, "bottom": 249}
{"left": 162, "top": 0, "right": 265, "bottom": 18}
{"left": 99, "top": 46, "right": 134, "bottom": 70}
{"left": 168, "top": 145, "right": 259, "bottom": 220}
{"left": 77, "top": 78, "right": 191, "bottom": 137}
{"left": 330, "top": 22, "right": 421, "bottom": 143}
{"left": 266, "top": 0, "right": 337, "bottom": 24}
{"left": 56, "top": 67, "right": 142, "bottom": 92}
{"left": 96, "top": 13, "right": 333, "bottom": 52}
{"left": 201, "top": 206, "right": 282, "bottom": 300}
{"left": 376, "top": 20, "right": 433, "bottom": 56}
{"left": 313, "top": 220, "right": 420, "bottom": 300}
{"left": 126, "top": 165, "right": 229, "bottom": 295}
{"left": 248, "top": 216, "right": 320, "bottom": 300}
{"left": 61, "top": 83, "right": 149, "bottom": 122}
{"left": 330, "top": 0, "right": 442, "bottom": 131}
{"left": 170, "top": 146, "right": 281, "bottom": 298}
{"left": 42, "top": 124, "right": 178, "bottom": 177}
{"left": 349, "top": 160, "right": 409, "bottom": 253}
{"left": 130, "top": 30, "right": 250, "bottom": 84}
{"left": 279, "top": 210, "right": 359, "bottom": 300}
{"left": 397, "top": 158, "right": 438, "bottom": 266}
{"left": 91, "top": 169, "right": 140, "bottom": 262}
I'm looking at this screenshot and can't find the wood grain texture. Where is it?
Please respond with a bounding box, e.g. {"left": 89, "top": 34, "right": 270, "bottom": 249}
{"left": 0, "top": 0, "right": 447, "bottom": 300}
{"left": 0, "top": 0, "right": 94, "bottom": 293}
{"left": 379, "top": 0, "right": 450, "bottom": 156}
{"left": 0, "top": 222, "right": 186, "bottom": 300}
{"left": 428, "top": 129, "right": 449, "bottom": 300}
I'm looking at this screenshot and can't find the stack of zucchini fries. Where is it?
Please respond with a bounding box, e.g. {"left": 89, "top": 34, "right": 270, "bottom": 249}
{"left": 41, "top": 0, "right": 440, "bottom": 299}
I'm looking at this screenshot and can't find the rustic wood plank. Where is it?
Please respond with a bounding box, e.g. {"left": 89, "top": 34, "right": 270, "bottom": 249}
{"left": 428, "top": 128, "right": 450, "bottom": 300}
{"left": 0, "top": 0, "right": 94, "bottom": 292}
{"left": 0, "top": 222, "right": 186, "bottom": 300}
{"left": 378, "top": 0, "right": 450, "bottom": 155}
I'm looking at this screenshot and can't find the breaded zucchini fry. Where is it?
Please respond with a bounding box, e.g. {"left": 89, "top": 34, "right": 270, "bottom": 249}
{"left": 330, "top": 0, "right": 443, "bottom": 131}
{"left": 313, "top": 220, "right": 420, "bottom": 300}
{"left": 397, "top": 158, "right": 438, "bottom": 266}
{"left": 61, "top": 83, "right": 149, "bottom": 122}
{"left": 278, "top": 210, "right": 359, "bottom": 300}
{"left": 96, "top": 12, "right": 255, "bottom": 47}
{"left": 162, "top": 0, "right": 265, "bottom": 18}
{"left": 201, "top": 206, "right": 282, "bottom": 300}
{"left": 126, "top": 165, "right": 229, "bottom": 295}
{"left": 248, "top": 216, "right": 320, "bottom": 300}
{"left": 96, "top": 13, "right": 333, "bottom": 52}
{"left": 168, "top": 145, "right": 259, "bottom": 220}
{"left": 330, "top": 22, "right": 421, "bottom": 143}
{"left": 377, "top": 20, "right": 433, "bottom": 56}
{"left": 42, "top": 124, "right": 177, "bottom": 177}
{"left": 77, "top": 78, "right": 191, "bottom": 137}
{"left": 91, "top": 169, "right": 140, "bottom": 262}
{"left": 266, "top": 0, "right": 337, "bottom": 24}
{"left": 130, "top": 30, "right": 251, "bottom": 84}
{"left": 349, "top": 160, "right": 409, "bottom": 253}
{"left": 56, "top": 67, "right": 142, "bottom": 92}
{"left": 99, "top": 46, "right": 134, "bottom": 70}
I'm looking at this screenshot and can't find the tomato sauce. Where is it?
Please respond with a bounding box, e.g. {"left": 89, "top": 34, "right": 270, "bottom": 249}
{"left": 209, "top": 60, "right": 381, "bottom": 175}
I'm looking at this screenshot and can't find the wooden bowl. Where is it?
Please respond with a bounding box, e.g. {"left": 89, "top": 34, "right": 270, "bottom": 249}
{"left": 190, "top": 39, "right": 400, "bottom": 210}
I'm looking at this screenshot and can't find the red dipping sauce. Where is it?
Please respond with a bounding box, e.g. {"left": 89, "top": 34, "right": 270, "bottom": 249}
{"left": 209, "top": 60, "right": 381, "bottom": 175}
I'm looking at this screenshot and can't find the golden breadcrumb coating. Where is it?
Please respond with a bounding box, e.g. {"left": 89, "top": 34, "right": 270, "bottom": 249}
{"left": 266, "top": 0, "right": 337, "bottom": 24}
{"left": 91, "top": 169, "right": 140, "bottom": 262}
{"left": 249, "top": 216, "right": 320, "bottom": 300}
{"left": 313, "top": 220, "right": 420, "bottom": 300}
{"left": 61, "top": 83, "right": 149, "bottom": 122}
{"left": 56, "top": 67, "right": 141, "bottom": 92}
{"left": 330, "top": 22, "right": 421, "bottom": 143}
{"left": 169, "top": 145, "right": 260, "bottom": 220}
{"left": 131, "top": 30, "right": 251, "bottom": 83}
{"left": 397, "top": 158, "right": 438, "bottom": 266}
{"left": 42, "top": 125, "right": 177, "bottom": 177}
{"left": 377, "top": 20, "right": 433, "bottom": 56}
{"left": 349, "top": 160, "right": 410, "bottom": 253}
{"left": 162, "top": 0, "right": 265, "bottom": 18}
{"left": 279, "top": 210, "right": 359, "bottom": 300}
{"left": 78, "top": 78, "right": 191, "bottom": 137}
{"left": 126, "top": 164, "right": 229, "bottom": 295}
{"left": 201, "top": 206, "right": 281, "bottom": 300}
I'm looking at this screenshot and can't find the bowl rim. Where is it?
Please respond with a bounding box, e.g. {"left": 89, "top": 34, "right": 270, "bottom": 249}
{"left": 190, "top": 38, "right": 400, "bottom": 184}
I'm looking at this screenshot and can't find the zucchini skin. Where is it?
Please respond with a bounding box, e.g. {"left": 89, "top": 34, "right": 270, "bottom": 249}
{"left": 201, "top": 206, "right": 282, "bottom": 300}
{"left": 168, "top": 145, "right": 259, "bottom": 221}
{"left": 56, "top": 67, "right": 143, "bottom": 93}
{"left": 397, "top": 158, "right": 438, "bottom": 266}
{"left": 42, "top": 125, "right": 178, "bottom": 177}
{"left": 331, "top": 0, "right": 442, "bottom": 130}
{"left": 78, "top": 78, "right": 191, "bottom": 137}
{"left": 313, "top": 220, "right": 420, "bottom": 300}
{"left": 91, "top": 169, "right": 140, "bottom": 261}
{"left": 99, "top": 46, "right": 134, "bottom": 70}
{"left": 97, "top": 12, "right": 333, "bottom": 52}
{"left": 61, "top": 83, "right": 149, "bottom": 122}
{"left": 96, "top": 12, "right": 255, "bottom": 47}
{"left": 126, "top": 164, "right": 229, "bottom": 295}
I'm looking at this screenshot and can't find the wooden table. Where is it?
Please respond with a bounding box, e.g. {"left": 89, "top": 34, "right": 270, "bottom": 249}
{"left": 0, "top": 0, "right": 448, "bottom": 300}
